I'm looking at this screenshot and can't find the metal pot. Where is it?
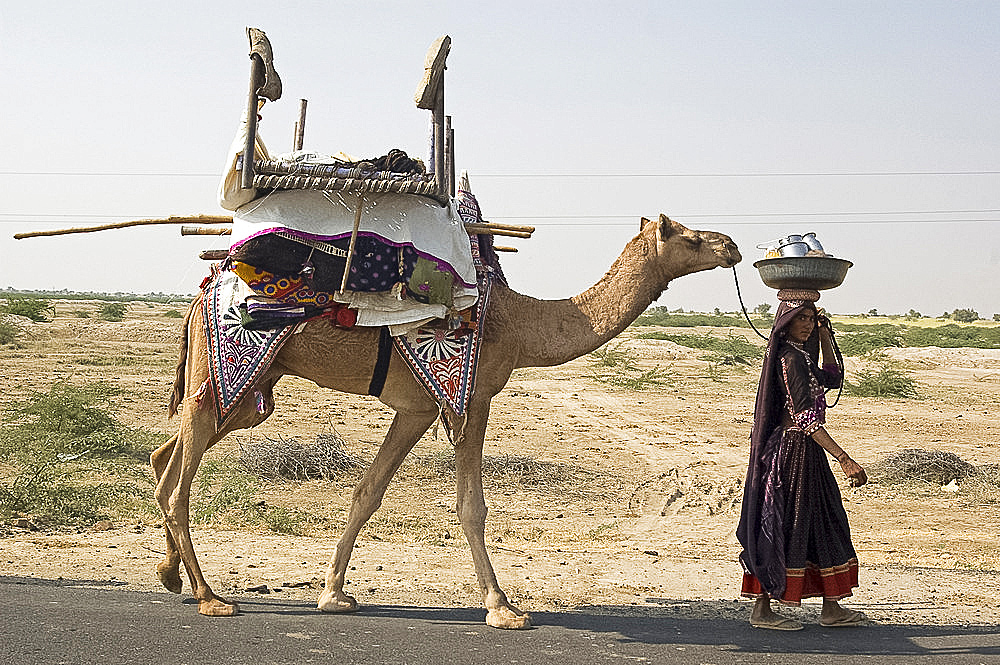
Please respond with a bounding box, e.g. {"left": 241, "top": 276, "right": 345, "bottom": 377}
{"left": 802, "top": 232, "right": 824, "bottom": 252}
{"left": 777, "top": 241, "right": 810, "bottom": 257}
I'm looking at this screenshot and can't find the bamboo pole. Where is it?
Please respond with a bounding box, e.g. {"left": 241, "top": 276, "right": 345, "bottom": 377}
{"left": 14, "top": 215, "right": 234, "bottom": 240}
{"left": 178, "top": 223, "right": 533, "bottom": 239}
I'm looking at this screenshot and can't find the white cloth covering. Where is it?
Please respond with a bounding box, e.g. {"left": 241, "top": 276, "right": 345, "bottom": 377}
{"left": 217, "top": 106, "right": 479, "bottom": 333}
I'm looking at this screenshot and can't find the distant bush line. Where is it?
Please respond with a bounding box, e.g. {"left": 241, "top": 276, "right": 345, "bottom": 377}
{"left": 2, "top": 289, "right": 193, "bottom": 304}
{"left": 633, "top": 308, "right": 1000, "bottom": 354}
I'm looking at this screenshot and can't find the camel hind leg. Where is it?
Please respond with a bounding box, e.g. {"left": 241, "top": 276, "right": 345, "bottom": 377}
{"left": 154, "top": 374, "right": 277, "bottom": 615}
{"left": 150, "top": 433, "right": 183, "bottom": 593}
{"left": 318, "top": 408, "right": 438, "bottom": 613}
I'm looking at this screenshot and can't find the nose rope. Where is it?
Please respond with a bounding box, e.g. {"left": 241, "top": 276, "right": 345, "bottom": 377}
{"left": 733, "top": 267, "right": 770, "bottom": 341}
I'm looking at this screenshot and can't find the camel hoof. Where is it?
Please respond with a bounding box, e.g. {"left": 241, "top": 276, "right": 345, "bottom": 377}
{"left": 486, "top": 608, "right": 532, "bottom": 630}
{"left": 198, "top": 597, "right": 239, "bottom": 617}
{"left": 317, "top": 591, "right": 359, "bottom": 614}
{"left": 156, "top": 562, "right": 183, "bottom": 594}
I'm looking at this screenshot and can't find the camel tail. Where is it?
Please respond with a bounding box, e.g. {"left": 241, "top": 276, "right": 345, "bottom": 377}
{"left": 168, "top": 296, "right": 199, "bottom": 418}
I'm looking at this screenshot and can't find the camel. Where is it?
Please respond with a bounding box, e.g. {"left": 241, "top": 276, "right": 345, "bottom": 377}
{"left": 150, "top": 214, "right": 741, "bottom": 629}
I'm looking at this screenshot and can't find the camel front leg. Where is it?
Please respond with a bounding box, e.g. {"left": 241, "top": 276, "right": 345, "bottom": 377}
{"left": 454, "top": 402, "right": 531, "bottom": 630}
{"left": 318, "top": 409, "right": 437, "bottom": 613}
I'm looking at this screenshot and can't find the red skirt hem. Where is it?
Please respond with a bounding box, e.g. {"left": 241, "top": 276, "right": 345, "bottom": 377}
{"left": 740, "top": 558, "right": 859, "bottom": 605}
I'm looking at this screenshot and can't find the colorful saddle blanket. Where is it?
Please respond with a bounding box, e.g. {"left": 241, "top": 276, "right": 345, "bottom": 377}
{"left": 393, "top": 272, "right": 492, "bottom": 417}
{"left": 203, "top": 268, "right": 298, "bottom": 429}
{"left": 201, "top": 267, "right": 492, "bottom": 430}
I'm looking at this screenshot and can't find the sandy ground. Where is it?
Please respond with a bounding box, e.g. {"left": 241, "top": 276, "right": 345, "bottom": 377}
{"left": 1, "top": 301, "right": 999, "bottom": 628}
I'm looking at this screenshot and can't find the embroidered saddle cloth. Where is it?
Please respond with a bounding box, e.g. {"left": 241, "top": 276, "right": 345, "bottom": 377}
{"left": 201, "top": 268, "right": 492, "bottom": 430}
{"left": 203, "top": 268, "right": 297, "bottom": 429}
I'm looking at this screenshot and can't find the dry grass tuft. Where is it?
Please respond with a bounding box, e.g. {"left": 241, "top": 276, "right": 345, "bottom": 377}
{"left": 238, "top": 432, "right": 368, "bottom": 481}
{"left": 870, "top": 448, "right": 977, "bottom": 485}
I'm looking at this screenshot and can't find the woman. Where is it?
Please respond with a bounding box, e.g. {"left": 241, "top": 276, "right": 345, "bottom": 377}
{"left": 736, "top": 297, "right": 868, "bottom": 630}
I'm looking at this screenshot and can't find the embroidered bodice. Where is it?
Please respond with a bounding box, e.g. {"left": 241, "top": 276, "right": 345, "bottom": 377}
{"left": 778, "top": 343, "right": 842, "bottom": 435}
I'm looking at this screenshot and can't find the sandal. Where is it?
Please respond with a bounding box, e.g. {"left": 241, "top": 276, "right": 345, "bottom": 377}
{"left": 750, "top": 616, "right": 804, "bottom": 631}
{"left": 819, "top": 610, "right": 867, "bottom": 627}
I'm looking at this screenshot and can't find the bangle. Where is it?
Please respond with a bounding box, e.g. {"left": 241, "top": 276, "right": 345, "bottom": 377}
{"left": 835, "top": 452, "right": 849, "bottom": 462}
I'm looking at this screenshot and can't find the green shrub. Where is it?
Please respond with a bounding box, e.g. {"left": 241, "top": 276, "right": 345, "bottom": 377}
{"left": 846, "top": 363, "right": 919, "bottom": 398}
{"left": 0, "top": 318, "right": 20, "bottom": 345}
{"left": 97, "top": 302, "right": 128, "bottom": 322}
{"left": 588, "top": 342, "right": 670, "bottom": 390}
{"left": 637, "top": 331, "right": 763, "bottom": 363}
{"left": 0, "top": 381, "right": 163, "bottom": 527}
{"left": 1, "top": 297, "right": 53, "bottom": 322}
{"left": 903, "top": 324, "right": 1000, "bottom": 349}
{"left": 836, "top": 329, "right": 904, "bottom": 356}
{"left": 193, "top": 458, "right": 318, "bottom": 535}
{"left": 634, "top": 307, "right": 750, "bottom": 328}
{"left": 162, "top": 309, "right": 183, "bottom": 319}
{"left": 950, "top": 308, "right": 980, "bottom": 323}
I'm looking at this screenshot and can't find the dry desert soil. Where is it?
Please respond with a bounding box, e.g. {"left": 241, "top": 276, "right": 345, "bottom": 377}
{"left": 2, "top": 300, "right": 999, "bottom": 628}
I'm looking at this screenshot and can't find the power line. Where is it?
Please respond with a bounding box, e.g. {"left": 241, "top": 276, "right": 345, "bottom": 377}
{"left": 3, "top": 209, "right": 999, "bottom": 220}
{"left": 2, "top": 214, "right": 999, "bottom": 226}
{"left": 1, "top": 170, "right": 999, "bottom": 178}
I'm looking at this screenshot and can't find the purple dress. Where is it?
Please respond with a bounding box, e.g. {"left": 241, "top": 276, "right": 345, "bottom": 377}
{"left": 736, "top": 302, "right": 859, "bottom": 604}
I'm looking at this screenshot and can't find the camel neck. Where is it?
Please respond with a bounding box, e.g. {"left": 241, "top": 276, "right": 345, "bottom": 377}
{"left": 510, "top": 234, "right": 671, "bottom": 368}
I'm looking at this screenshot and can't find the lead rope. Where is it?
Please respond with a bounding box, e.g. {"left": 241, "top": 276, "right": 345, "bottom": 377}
{"left": 733, "top": 266, "right": 769, "bottom": 341}
{"left": 733, "top": 266, "right": 845, "bottom": 407}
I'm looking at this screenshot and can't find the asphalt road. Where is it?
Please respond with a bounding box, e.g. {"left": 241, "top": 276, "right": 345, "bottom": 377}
{"left": 2, "top": 577, "right": 998, "bottom": 665}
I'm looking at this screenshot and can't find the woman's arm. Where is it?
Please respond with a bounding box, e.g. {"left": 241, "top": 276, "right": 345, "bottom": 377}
{"left": 811, "top": 426, "right": 867, "bottom": 487}
{"left": 816, "top": 313, "right": 843, "bottom": 388}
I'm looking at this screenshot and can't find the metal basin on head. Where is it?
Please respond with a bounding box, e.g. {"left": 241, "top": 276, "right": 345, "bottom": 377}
{"left": 753, "top": 256, "right": 853, "bottom": 291}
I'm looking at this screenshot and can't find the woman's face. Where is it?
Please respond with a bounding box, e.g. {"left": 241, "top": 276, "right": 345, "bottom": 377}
{"left": 786, "top": 308, "right": 815, "bottom": 344}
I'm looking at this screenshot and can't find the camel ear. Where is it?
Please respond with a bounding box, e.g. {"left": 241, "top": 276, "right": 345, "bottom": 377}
{"left": 658, "top": 214, "right": 677, "bottom": 239}
{"left": 640, "top": 217, "right": 650, "bottom": 232}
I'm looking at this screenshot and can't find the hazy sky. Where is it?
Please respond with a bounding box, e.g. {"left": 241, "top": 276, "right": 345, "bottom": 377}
{"left": 2, "top": 1, "right": 997, "bottom": 317}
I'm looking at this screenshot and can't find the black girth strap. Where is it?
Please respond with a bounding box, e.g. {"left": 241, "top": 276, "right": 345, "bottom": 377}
{"left": 367, "top": 326, "right": 393, "bottom": 396}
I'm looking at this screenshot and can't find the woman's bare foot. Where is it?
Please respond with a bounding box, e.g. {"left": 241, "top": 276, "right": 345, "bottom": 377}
{"left": 750, "top": 595, "right": 803, "bottom": 631}
{"left": 819, "top": 599, "right": 867, "bottom": 627}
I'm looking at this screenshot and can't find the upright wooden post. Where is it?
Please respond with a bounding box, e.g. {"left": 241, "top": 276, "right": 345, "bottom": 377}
{"left": 241, "top": 55, "right": 264, "bottom": 190}
{"left": 294, "top": 98, "right": 308, "bottom": 151}
{"left": 433, "top": 77, "right": 445, "bottom": 196}
{"left": 445, "top": 115, "right": 455, "bottom": 197}
{"left": 242, "top": 27, "right": 283, "bottom": 189}
{"left": 414, "top": 36, "right": 451, "bottom": 200}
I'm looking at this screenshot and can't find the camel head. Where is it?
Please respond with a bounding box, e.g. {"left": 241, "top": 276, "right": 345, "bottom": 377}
{"left": 642, "top": 214, "right": 741, "bottom": 281}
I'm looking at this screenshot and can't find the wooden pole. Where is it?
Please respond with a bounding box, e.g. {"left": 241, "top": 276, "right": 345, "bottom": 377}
{"left": 339, "top": 196, "right": 365, "bottom": 294}
{"left": 177, "top": 222, "right": 533, "bottom": 239}
{"left": 14, "top": 215, "right": 233, "bottom": 239}
{"left": 433, "top": 76, "right": 445, "bottom": 198}
{"left": 469, "top": 221, "right": 535, "bottom": 234}
{"left": 463, "top": 224, "right": 532, "bottom": 238}
{"left": 241, "top": 55, "right": 264, "bottom": 189}
{"left": 181, "top": 226, "right": 232, "bottom": 236}
{"left": 445, "top": 115, "right": 455, "bottom": 197}
{"left": 294, "top": 98, "right": 308, "bottom": 151}
{"left": 199, "top": 249, "right": 230, "bottom": 261}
